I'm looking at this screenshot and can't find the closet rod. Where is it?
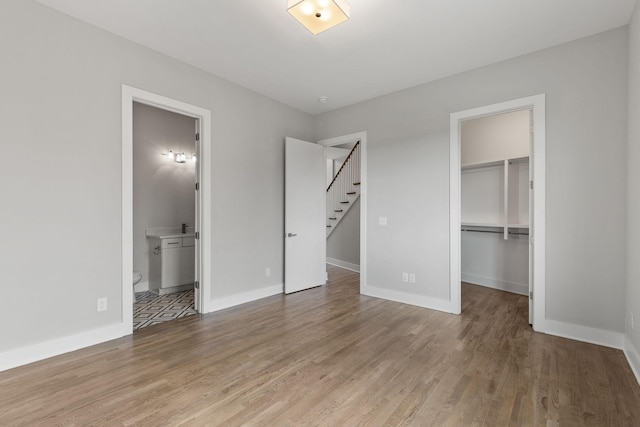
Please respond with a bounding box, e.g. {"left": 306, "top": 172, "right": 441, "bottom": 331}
{"left": 461, "top": 228, "right": 529, "bottom": 236}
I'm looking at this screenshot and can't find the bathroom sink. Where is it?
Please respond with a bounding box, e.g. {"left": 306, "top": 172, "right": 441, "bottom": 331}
{"left": 147, "top": 232, "right": 195, "bottom": 239}
{"left": 145, "top": 227, "right": 195, "bottom": 239}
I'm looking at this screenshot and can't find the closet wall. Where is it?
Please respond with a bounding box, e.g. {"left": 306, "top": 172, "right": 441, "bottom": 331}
{"left": 461, "top": 110, "right": 530, "bottom": 295}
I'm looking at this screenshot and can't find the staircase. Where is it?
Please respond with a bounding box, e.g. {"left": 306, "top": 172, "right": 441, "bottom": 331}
{"left": 326, "top": 140, "right": 361, "bottom": 237}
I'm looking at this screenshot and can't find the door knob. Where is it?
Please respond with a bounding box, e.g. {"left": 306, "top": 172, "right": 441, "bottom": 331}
{"left": 287, "top": 233, "right": 297, "bottom": 237}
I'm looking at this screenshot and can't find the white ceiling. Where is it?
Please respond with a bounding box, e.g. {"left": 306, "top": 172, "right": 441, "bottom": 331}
{"left": 35, "top": 0, "right": 637, "bottom": 115}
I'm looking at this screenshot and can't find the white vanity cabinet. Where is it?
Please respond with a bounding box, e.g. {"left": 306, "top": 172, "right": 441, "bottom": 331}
{"left": 148, "top": 234, "right": 195, "bottom": 295}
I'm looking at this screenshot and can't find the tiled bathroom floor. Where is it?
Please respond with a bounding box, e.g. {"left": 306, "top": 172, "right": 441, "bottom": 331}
{"left": 133, "top": 289, "right": 197, "bottom": 331}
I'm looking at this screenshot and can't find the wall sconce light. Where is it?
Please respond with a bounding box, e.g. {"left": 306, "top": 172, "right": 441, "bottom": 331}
{"left": 162, "top": 150, "right": 196, "bottom": 163}
{"left": 287, "top": 0, "right": 350, "bottom": 35}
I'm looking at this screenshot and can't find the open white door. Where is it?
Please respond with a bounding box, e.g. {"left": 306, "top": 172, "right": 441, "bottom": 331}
{"left": 193, "top": 120, "right": 200, "bottom": 312}
{"left": 528, "top": 110, "right": 534, "bottom": 325}
{"left": 285, "top": 137, "right": 326, "bottom": 294}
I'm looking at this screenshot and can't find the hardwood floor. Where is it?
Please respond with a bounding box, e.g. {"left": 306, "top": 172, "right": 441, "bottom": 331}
{"left": 1, "top": 265, "right": 639, "bottom": 426}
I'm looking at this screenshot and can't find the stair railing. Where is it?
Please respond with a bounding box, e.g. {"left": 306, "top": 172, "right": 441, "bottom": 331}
{"left": 327, "top": 141, "right": 361, "bottom": 232}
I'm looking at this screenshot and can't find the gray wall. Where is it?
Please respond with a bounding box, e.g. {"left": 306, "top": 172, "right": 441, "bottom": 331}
{"left": 0, "top": 0, "right": 313, "bottom": 351}
{"left": 327, "top": 198, "right": 360, "bottom": 266}
{"left": 627, "top": 3, "right": 640, "bottom": 350}
{"left": 461, "top": 109, "right": 530, "bottom": 165}
{"left": 316, "top": 28, "right": 629, "bottom": 332}
{"left": 133, "top": 103, "right": 196, "bottom": 289}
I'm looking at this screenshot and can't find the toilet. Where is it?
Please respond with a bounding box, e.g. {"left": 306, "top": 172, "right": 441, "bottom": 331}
{"left": 133, "top": 271, "right": 142, "bottom": 298}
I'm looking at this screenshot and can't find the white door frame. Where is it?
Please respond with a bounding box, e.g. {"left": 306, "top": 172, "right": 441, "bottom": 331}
{"left": 450, "top": 95, "right": 545, "bottom": 331}
{"left": 121, "top": 85, "right": 213, "bottom": 333}
{"left": 318, "top": 131, "right": 367, "bottom": 295}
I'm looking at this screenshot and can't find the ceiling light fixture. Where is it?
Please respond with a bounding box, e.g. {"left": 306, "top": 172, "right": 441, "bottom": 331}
{"left": 162, "top": 150, "right": 196, "bottom": 163}
{"left": 287, "top": 0, "right": 350, "bottom": 35}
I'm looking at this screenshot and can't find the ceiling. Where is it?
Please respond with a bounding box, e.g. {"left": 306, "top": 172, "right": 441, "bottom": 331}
{"left": 35, "top": 0, "right": 637, "bottom": 115}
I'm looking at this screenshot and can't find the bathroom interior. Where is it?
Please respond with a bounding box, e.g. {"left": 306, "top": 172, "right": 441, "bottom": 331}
{"left": 132, "top": 102, "right": 198, "bottom": 331}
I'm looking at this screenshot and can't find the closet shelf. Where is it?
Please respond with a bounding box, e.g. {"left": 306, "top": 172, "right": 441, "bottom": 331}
{"left": 461, "top": 222, "right": 503, "bottom": 228}
{"left": 461, "top": 155, "right": 530, "bottom": 240}
{"left": 461, "top": 159, "right": 504, "bottom": 171}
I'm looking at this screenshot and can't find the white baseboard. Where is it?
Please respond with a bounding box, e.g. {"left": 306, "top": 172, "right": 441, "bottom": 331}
{"left": 624, "top": 335, "right": 640, "bottom": 385}
{"left": 539, "top": 318, "right": 624, "bottom": 349}
{"left": 207, "top": 284, "right": 283, "bottom": 313}
{"left": 462, "top": 273, "right": 528, "bottom": 296}
{"left": 1, "top": 284, "right": 284, "bottom": 373}
{"left": 326, "top": 257, "right": 360, "bottom": 273}
{"left": 0, "top": 323, "right": 129, "bottom": 373}
{"left": 363, "top": 285, "right": 456, "bottom": 314}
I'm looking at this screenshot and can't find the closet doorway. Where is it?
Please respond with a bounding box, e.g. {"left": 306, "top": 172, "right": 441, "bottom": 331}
{"left": 450, "top": 95, "right": 546, "bottom": 330}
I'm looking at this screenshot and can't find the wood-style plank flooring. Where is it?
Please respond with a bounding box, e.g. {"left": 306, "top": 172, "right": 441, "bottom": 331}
{"left": 1, "top": 265, "right": 639, "bottom": 426}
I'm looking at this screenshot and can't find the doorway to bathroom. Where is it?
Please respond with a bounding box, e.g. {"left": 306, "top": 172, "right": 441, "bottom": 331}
{"left": 121, "top": 85, "right": 213, "bottom": 334}
{"left": 132, "top": 102, "right": 198, "bottom": 330}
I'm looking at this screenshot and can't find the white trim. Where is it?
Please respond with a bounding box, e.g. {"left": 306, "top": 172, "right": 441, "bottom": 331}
{"left": 122, "top": 85, "right": 214, "bottom": 328}
{"left": 326, "top": 257, "right": 360, "bottom": 272}
{"left": 317, "top": 132, "right": 363, "bottom": 148}
{"left": 360, "top": 135, "right": 367, "bottom": 295}
{"left": 461, "top": 273, "right": 528, "bottom": 296}
{"left": 317, "top": 131, "right": 367, "bottom": 295}
{"left": 209, "top": 285, "right": 283, "bottom": 312}
{"left": 624, "top": 335, "right": 640, "bottom": 385}
{"left": 541, "top": 319, "right": 624, "bottom": 349}
{"left": 364, "top": 285, "right": 457, "bottom": 313}
{"left": 0, "top": 323, "right": 128, "bottom": 372}
{"left": 450, "top": 94, "right": 546, "bottom": 329}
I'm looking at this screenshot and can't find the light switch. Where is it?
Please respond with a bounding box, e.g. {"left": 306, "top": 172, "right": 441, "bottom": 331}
{"left": 379, "top": 216, "right": 388, "bottom": 226}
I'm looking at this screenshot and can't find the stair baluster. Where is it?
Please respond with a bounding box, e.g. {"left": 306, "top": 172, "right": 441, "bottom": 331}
{"left": 326, "top": 141, "right": 361, "bottom": 237}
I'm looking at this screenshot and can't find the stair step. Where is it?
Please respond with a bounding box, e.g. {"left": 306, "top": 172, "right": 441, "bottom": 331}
{"left": 346, "top": 192, "right": 356, "bottom": 195}
{"left": 329, "top": 217, "right": 337, "bottom": 220}
{"left": 334, "top": 209, "right": 343, "bottom": 213}
{"left": 340, "top": 201, "right": 349, "bottom": 204}
{"left": 353, "top": 182, "right": 361, "bottom": 186}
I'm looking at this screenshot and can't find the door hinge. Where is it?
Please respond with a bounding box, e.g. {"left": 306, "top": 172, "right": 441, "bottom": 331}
{"left": 195, "top": 182, "right": 199, "bottom": 191}
{"left": 530, "top": 180, "right": 533, "bottom": 189}
{"left": 195, "top": 231, "right": 199, "bottom": 239}
{"left": 529, "top": 291, "right": 533, "bottom": 300}
{"left": 195, "top": 133, "right": 200, "bottom": 141}
{"left": 194, "top": 281, "right": 200, "bottom": 289}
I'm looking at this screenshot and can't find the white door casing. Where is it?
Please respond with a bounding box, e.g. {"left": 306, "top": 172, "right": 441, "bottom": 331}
{"left": 284, "top": 137, "right": 327, "bottom": 294}
{"left": 450, "top": 94, "right": 546, "bottom": 331}
{"left": 122, "top": 85, "right": 213, "bottom": 333}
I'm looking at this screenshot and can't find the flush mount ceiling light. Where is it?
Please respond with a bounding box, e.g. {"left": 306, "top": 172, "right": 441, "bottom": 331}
{"left": 287, "top": 0, "right": 350, "bottom": 35}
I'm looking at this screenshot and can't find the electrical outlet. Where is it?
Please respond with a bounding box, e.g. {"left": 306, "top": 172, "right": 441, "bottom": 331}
{"left": 402, "top": 272, "right": 409, "bottom": 282}
{"left": 409, "top": 273, "right": 416, "bottom": 284}
{"left": 265, "top": 267, "right": 271, "bottom": 277}
{"left": 97, "top": 297, "right": 108, "bottom": 312}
